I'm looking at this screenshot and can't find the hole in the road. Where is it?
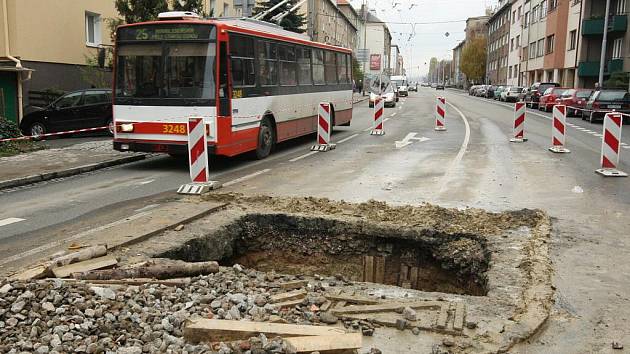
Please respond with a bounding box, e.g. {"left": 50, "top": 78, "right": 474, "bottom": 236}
{"left": 159, "top": 214, "right": 490, "bottom": 296}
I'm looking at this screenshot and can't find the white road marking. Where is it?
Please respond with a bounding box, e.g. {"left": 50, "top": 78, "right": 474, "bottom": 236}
{"left": 337, "top": 133, "right": 359, "bottom": 144}
{"left": 394, "top": 133, "right": 430, "bottom": 149}
{"left": 137, "top": 179, "right": 155, "bottom": 185}
{"left": 623, "top": 146, "right": 630, "bottom": 149}
{"left": 0, "top": 212, "right": 152, "bottom": 266}
{"left": 391, "top": 112, "right": 397, "bottom": 117}
{"left": 223, "top": 169, "right": 271, "bottom": 187}
{"left": 588, "top": 131, "right": 599, "bottom": 135}
{"left": 439, "top": 102, "right": 471, "bottom": 193}
{"left": 621, "top": 142, "right": 628, "bottom": 146}
{"left": 594, "top": 133, "right": 603, "bottom": 137}
{"left": 134, "top": 204, "right": 160, "bottom": 212}
{"left": 0, "top": 218, "right": 25, "bottom": 227}
{"left": 289, "top": 151, "right": 319, "bottom": 162}
{"left": 383, "top": 118, "right": 390, "bottom": 122}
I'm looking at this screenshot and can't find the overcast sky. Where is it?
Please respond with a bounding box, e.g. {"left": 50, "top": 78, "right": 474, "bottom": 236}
{"left": 349, "top": 0, "right": 495, "bottom": 79}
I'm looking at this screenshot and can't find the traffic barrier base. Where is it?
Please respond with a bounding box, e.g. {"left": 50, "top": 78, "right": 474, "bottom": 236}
{"left": 310, "top": 143, "right": 336, "bottom": 152}
{"left": 549, "top": 105, "right": 570, "bottom": 153}
{"left": 549, "top": 146, "right": 570, "bottom": 153}
{"left": 510, "top": 102, "right": 528, "bottom": 143}
{"left": 370, "top": 129, "right": 385, "bottom": 136}
{"left": 177, "top": 117, "right": 221, "bottom": 195}
{"left": 595, "top": 112, "right": 627, "bottom": 177}
{"left": 435, "top": 97, "right": 447, "bottom": 131}
{"left": 311, "top": 102, "right": 337, "bottom": 151}
{"left": 595, "top": 168, "right": 628, "bottom": 177}
{"left": 371, "top": 98, "right": 385, "bottom": 136}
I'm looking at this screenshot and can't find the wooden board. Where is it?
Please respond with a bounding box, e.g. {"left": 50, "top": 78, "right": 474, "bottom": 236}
{"left": 269, "top": 289, "right": 307, "bottom": 304}
{"left": 320, "top": 300, "right": 332, "bottom": 312}
{"left": 399, "top": 264, "right": 408, "bottom": 286}
{"left": 332, "top": 301, "right": 442, "bottom": 315}
{"left": 409, "top": 267, "right": 418, "bottom": 289}
{"left": 284, "top": 333, "right": 362, "bottom": 353}
{"left": 51, "top": 255, "right": 118, "bottom": 278}
{"left": 334, "top": 301, "right": 347, "bottom": 309}
{"left": 325, "top": 293, "right": 380, "bottom": 305}
{"left": 272, "top": 299, "right": 305, "bottom": 309}
{"left": 58, "top": 277, "right": 191, "bottom": 287}
{"left": 363, "top": 255, "right": 374, "bottom": 282}
{"left": 183, "top": 318, "right": 346, "bottom": 343}
{"left": 278, "top": 280, "right": 308, "bottom": 290}
{"left": 8, "top": 265, "right": 47, "bottom": 281}
{"left": 374, "top": 256, "right": 385, "bottom": 283}
{"left": 436, "top": 303, "right": 450, "bottom": 329}
{"left": 453, "top": 302, "right": 465, "bottom": 331}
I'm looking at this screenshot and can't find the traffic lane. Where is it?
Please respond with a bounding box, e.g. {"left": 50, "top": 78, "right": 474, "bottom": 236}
{"left": 220, "top": 90, "right": 471, "bottom": 204}
{"left": 0, "top": 101, "right": 375, "bottom": 242}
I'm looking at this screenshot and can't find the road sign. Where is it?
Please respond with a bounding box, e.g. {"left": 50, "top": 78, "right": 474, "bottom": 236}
{"left": 356, "top": 49, "right": 370, "bottom": 62}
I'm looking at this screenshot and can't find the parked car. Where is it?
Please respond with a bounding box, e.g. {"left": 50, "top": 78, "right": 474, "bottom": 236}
{"left": 436, "top": 84, "right": 445, "bottom": 90}
{"left": 524, "top": 82, "right": 560, "bottom": 108}
{"left": 503, "top": 86, "right": 524, "bottom": 102}
{"left": 431, "top": 83, "right": 437, "bottom": 89}
{"left": 474, "top": 85, "right": 487, "bottom": 96}
{"left": 493, "top": 86, "right": 505, "bottom": 100}
{"left": 555, "top": 89, "right": 594, "bottom": 116}
{"left": 468, "top": 85, "right": 479, "bottom": 95}
{"left": 408, "top": 83, "right": 418, "bottom": 92}
{"left": 499, "top": 86, "right": 512, "bottom": 101}
{"left": 539, "top": 87, "right": 569, "bottom": 112}
{"left": 518, "top": 87, "right": 529, "bottom": 102}
{"left": 582, "top": 89, "right": 630, "bottom": 123}
{"left": 19, "top": 89, "right": 113, "bottom": 137}
{"left": 485, "top": 85, "right": 496, "bottom": 98}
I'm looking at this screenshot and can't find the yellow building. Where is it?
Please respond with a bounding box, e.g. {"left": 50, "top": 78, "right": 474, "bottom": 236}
{"left": 0, "top": 0, "right": 117, "bottom": 123}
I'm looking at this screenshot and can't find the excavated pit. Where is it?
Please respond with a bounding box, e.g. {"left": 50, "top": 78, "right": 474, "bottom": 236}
{"left": 160, "top": 213, "right": 491, "bottom": 296}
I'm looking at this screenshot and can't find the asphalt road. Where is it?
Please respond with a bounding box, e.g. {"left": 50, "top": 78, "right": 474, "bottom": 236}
{"left": 0, "top": 88, "right": 629, "bottom": 352}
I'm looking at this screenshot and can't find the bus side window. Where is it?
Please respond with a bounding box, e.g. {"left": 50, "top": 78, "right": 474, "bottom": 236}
{"left": 297, "top": 47, "right": 312, "bottom": 85}
{"left": 324, "top": 50, "right": 337, "bottom": 85}
{"left": 312, "top": 49, "right": 325, "bottom": 85}
{"left": 230, "top": 34, "right": 255, "bottom": 88}
{"left": 259, "top": 41, "right": 278, "bottom": 86}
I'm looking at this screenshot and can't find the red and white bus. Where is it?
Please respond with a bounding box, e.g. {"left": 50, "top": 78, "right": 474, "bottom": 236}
{"left": 113, "top": 12, "right": 353, "bottom": 159}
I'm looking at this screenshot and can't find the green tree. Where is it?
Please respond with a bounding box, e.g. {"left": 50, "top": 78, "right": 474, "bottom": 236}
{"left": 428, "top": 57, "right": 438, "bottom": 81}
{"left": 352, "top": 56, "right": 364, "bottom": 83}
{"left": 114, "top": 0, "right": 169, "bottom": 23}
{"left": 253, "top": 0, "right": 306, "bottom": 34}
{"left": 172, "top": 0, "right": 209, "bottom": 16}
{"left": 460, "top": 37, "right": 487, "bottom": 83}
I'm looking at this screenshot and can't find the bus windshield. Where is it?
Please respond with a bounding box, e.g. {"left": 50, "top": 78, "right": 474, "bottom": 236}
{"left": 115, "top": 42, "right": 216, "bottom": 105}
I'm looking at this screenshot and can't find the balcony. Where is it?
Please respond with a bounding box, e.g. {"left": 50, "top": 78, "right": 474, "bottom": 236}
{"left": 578, "top": 59, "right": 624, "bottom": 77}
{"left": 582, "top": 15, "right": 628, "bottom": 35}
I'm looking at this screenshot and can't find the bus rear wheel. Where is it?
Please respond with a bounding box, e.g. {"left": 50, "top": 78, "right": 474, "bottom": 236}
{"left": 255, "top": 118, "right": 274, "bottom": 159}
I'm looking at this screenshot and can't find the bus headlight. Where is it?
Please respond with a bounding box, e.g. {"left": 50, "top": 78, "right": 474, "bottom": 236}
{"left": 120, "top": 124, "right": 134, "bottom": 132}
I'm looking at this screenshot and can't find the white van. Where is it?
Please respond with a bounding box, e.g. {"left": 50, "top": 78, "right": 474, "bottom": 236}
{"left": 391, "top": 75, "right": 409, "bottom": 97}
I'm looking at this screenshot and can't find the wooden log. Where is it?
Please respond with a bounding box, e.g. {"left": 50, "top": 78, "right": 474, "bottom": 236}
{"left": 52, "top": 255, "right": 118, "bottom": 278}
{"left": 332, "top": 301, "right": 443, "bottom": 315}
{"left": 363, "top": 255, "right": 374, "bottom": 282}
{"left": 48, "top": 245, "right": 107, "bottom": 269}
{"left": 278, "top": 280, "right": 308, "bottom": 290}
{"left": 284, "top": 333, "right": 362, "bottom": 353}
{"left": 72, "top": 260, "right": 219, "bottom": 280}
{"left": 8, "top": 265, "right": 47, "bottom": 281}
{"left": 56, "top": 277, "right": 191, "bottom": 287}
{"left": 374, "top": 256, "right": 385, "bottom": 283}
{"left": 271, "top": 299, "right": 305, "bottom": 309}
{"left": 269, "top": 289, "right": 307, "bottom": 304}
{"left": 183, "top": 318, "right": 346, "bottom": 343}
{"left": 324, "top": 293, "right": 380, "bottom": 305}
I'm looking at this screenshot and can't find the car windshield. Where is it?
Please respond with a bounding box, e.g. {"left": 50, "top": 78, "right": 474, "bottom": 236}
{"left": 543, "top": 88, "right": 553, "bottom": 95}
{"left": 561, "top": 89, "right": 576, "bottom": 98}
{"left": 510, "top": 87, "right": 522, "bottom": 92}
{"left": 596, "top": 90, "right": 629, "bottom": 101}
{"left": 576, "top": 90, "right": 593, "bottom": 98}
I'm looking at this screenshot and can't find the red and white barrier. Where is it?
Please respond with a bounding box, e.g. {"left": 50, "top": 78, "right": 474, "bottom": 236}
{"left": 177, "top": 117, "right": 221, "bottom": 194}
{"left": 510, "top": 102, "right": 527, "bottom": 142}
{"left": 596, "top": 112, "right": 627, "bottom": 177}
{"left": 371, "top": 97, "right": 385, "bottom": 135}
{"left": 0, "top": 126, "right": 108, "bottom": 143}
{"left": 311, "top": 102, "right": 336, "bottom": 152}
{"left": 435, "top": 97, "right": 446, "bottom": 131}
{"left": 549, "top": 105, "right": 570, "bottom": 153}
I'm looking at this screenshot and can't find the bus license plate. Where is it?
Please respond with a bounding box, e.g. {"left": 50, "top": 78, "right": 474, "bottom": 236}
{"left": 608, "top": 105, "right": 622, "bottom": 109}
{"left": 162, "top": 124, "right": 187, "bottom": 135}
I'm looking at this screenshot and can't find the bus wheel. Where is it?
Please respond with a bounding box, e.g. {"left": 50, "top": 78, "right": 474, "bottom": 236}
{"left": 255, "top": 118, "right": 274, "bottom": 159}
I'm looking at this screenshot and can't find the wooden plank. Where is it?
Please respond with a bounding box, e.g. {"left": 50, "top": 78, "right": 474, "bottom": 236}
{"left": 453, "top": 303, "right": 465, "bottom": 331}
{"left": 332, "top": 301, "right": 442, "bottom": 315}
{"left": 374, "top": 256, "right": 385, "bottom": 283}
{"left": 51, "top": 255, "right": 118, "bottom": 278}
{"left": 269, "top": 289, "right": 307, "bottom": 304}
{"left": 401, "top": 281, "right": 412, "bottom": 289}
{"left": 399, "top": 264, "right": 408, "bottom": 286}
{"left": 272, "top": 299, "right": 305, "bottom": 309}
{"left": 363, "top": 255, "right": 374, "bottom": 282}
{"left": 284, "top": 333, "right": 362, "bottom": 353}
{"left": 183, "top": 318, "right": 346, "bottom": 343}
{"left": 320, "top": 300, "right": 332, "bottom": 312}
{"left": 325, "top": 293, "right": 380, "bottom": 305}
{"left": 278, "top": 280, "right": 308, "bottom": 290}
{"left": 334, "top": 301, "right": 347, "bottom": 309}
{"left": 57, "top": 277, "right": 191, "bottom": 287}
{"left": 8, "top": 265, "right": 47, "bottom": 281}
{"left": 436, "top": 303, "right": 449, "bottom": 329}
{"left": 409, "top": 267, "right": 418, "bottom": 289}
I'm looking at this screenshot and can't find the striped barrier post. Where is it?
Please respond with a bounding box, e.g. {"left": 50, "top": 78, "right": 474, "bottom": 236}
{"left": 596, "top": 112, "right": 628, "bottom": 177}
{"left": 371, "top": 97, "right": 385, "bottom": 135}
{"left": 549, "top": 105, "right": 570, "bottom": 153}
{"left": 177, "top": 117, "right": 221, "bottom": 194}
{"left": 311, "top": 102, "right": 336, "bottom": 152}
{"left": 435, "top": 97, "right": 446, "bottom": 131}
{"left": 510, "top": 102, "right": 527, "bottom": 142}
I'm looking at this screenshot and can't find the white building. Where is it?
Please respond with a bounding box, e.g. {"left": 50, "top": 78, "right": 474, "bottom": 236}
{"left": 522, "top": 0, "right": 548, "bottom": 84}
{"left": 507, "top": 0, "right": 524, "bottom": 86}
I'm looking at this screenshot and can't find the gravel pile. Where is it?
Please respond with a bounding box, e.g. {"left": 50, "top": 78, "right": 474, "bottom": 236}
{"left": 0, "top": 265, "right": 371, "bottom": 354}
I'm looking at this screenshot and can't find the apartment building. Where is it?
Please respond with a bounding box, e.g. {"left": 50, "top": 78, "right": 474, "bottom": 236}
{"left": 466, "top": 15, "right": 491, "bottom": 42}
{"left": 577, "top": 0, "right": 628, "bottom": 88}
{"left": 508, "top": 0, "right": 525, "bottom": 85}
{"left": 302, "top": 0, "right": 357, "bottom": 49}
{"left": 452, "top": 40, "right": 466, "bottom": 88}
{"left": 522, "top": 0, "right": 550, "bottom": 84}
{"left": 360, "top": 10, "right": 392, "bottom": 78}
{"left": 337, "top": 0, "right": 363, "bottom": 52}
{"left": 0, "top": 0, "right": 117, "bottom": 124}
{"left": 487, "top": 1, "right": 512, "bottom": 84}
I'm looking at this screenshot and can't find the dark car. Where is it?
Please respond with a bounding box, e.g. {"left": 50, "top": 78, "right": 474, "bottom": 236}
{"left": 524, "top": 82, "right": 560, "bottom": 109}
{"left": 20, "top": 89, "right": 113, "bottom": 137}
{"left": 436, "top": 84, "right": 445, "bottom": 90}
{"left": 582, "top": 89, "right": 630, "bottom": 123}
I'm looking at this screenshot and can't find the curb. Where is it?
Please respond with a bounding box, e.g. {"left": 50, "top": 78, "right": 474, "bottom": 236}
{"left": 353, "top": 96, "right": 369, "bottom": 104}
{"left": 0, "top": 154, "right": 147, "bottom": 191}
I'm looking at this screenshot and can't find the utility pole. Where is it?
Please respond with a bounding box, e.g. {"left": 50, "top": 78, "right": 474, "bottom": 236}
{"left": 598, "top": 0, "right": 612, "bottom": 88}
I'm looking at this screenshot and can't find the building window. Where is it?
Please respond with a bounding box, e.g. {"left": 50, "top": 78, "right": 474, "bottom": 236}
{"left": 546, "top": 35, "right": 555, "bottom": 54}
{"left": 513, "top": 11, "right": 517, "bottom": 24}
{"left": 540, "top": 0, "right": 547, "bottom": 18}
{"left": 613, "top": 38, "right": 623, "bottom": 58}
{"left": 568, "top": 30, "right": 577, "bottom": 50}
{"left": 530, "top": 42, "right": 536, "bottom": 59}
{"left": 524, "top": 11, "right": 530, "bottom": 27}
{"left": 532, "top": 6, "right": 538, "bottom": 22}
{"left": 511, "top": 38, "right": 514, "bottom": 51}
{"left": 550, "top": 0, "right": 558, "bottom": 11}
{"left": 516, "top": 35, "right": 520, "bottom": 47}
{"left": 617, "top": 0, "right": 626, "bottom": 14}
{"left": 518, "top": 6, "right": 522, "bottom": 18}
{"left": 523, "top": 46, "right": 528, "bottom": 59}
{"left": 509, "top": 66, "right": 512, "bottom": 78}
{"left": 85, "top": 12, "right": 101, "bottom": 47}
{"left": 223, "top": 3, "right": 229, "bottom": 16}
{"left": 537, "top": 39, "right": 545, "bottom": 57}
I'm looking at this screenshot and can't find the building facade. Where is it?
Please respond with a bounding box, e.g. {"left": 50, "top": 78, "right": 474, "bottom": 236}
{"left": 0, "top": 0, "right": 117, "bottom": 124}
{"left": 452, "top": 40, "right": 466, "bottom": 88}
{"left": 303, "top": 0, "right": 357, "bottom": 50}
{"left": 522, "top": 0, "right": 549, "bottom": 84}
{"left": 507, "top": 0, "right": 524, "bottom": 86}
{"left": 337, "top": 0, "right": 363, "bottom": 52}
{"left": 486, "top": 1, "right": 512, "bottom": 85}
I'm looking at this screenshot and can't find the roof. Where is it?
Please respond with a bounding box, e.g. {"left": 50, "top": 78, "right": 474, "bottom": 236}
{"left": 453, "top": 40, "right": 466, "bottom": 50}
{"left": 488, "top": 1, "right": 512, "bottom": 22}
{"left": 337, "top": 0, "right": 359, "bottom": 18}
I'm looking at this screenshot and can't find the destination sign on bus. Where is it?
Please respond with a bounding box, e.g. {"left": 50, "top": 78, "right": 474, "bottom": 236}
{"left": 118, "top": 24, "right": 214, "bottom": 41}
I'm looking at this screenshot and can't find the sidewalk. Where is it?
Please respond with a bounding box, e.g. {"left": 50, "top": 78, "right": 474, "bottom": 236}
{"left": 0, "top": 139, "right": 146, "bottom": 190}
{"left": 353, "top": 92, "right": 369, "bottom": 104}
